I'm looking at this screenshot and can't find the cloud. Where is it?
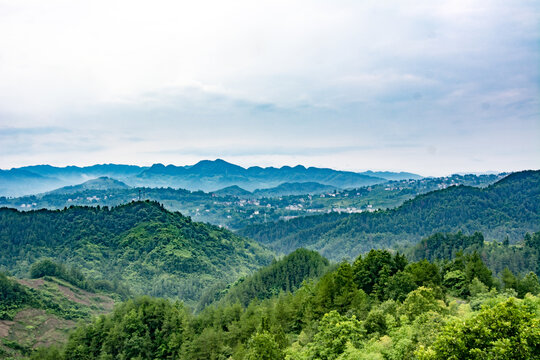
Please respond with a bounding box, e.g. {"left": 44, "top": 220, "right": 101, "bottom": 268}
{"left": 0, "top": 0, "right": 538, "bottom": 174}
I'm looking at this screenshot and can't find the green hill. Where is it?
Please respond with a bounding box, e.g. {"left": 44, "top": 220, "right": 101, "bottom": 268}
{"left": 198, "top": 248, "right": 331, "bottom": 309}
{"left": 239, "top": 170, "right": 540, "bottom": 261}
{"left": 0, "top": 201, "right": 273, "bottom": 304}
{"left": 27, "top": 248, "right": 540, "bottom": 360}
{"left": 408, "top": 231, "right": 540, "bottom": 277}
{"left": 47, "top": 176, "right": 130, "bottom": 195}
{"left": 212, "top": 185, "right": 252, "bottom": 197}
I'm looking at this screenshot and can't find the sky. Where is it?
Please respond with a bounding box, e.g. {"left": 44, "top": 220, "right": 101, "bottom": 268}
{"left": 0, "top": 0, "right": 539, "bottom": 176}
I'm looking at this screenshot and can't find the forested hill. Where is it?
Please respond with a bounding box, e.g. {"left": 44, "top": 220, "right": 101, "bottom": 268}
{"left": 198, "top": 248, "right": 331, "bottom": 309}
{"left": 0, "top": 201, "right": 273, "bottom": 303}
{"left": 239, "top": 170, "right": 540, "bottom": 261}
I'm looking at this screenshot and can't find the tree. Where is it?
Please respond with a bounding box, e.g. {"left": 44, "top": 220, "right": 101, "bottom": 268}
{"left": 245, "top": 331, "right": 284, "bottom": 360}
{"left": 306, "top": 311, "right": 365, "bottom": 360}
{"left": 464, "top": 252, "right": 493, "bottom": 288}
{"left": 399, "top": 287, "right": 445, "bottom": 322}
{"left": 333, "top": 262, "right": 357, "bottom": 313}
{"left": 418, "top": 298, "right": 540, "bottom": 360}
{"left": 443, "top": 270, "right": 468, "bottom": 297}
{"left": 517, "top": 272, "right": 540, "bottom": 297}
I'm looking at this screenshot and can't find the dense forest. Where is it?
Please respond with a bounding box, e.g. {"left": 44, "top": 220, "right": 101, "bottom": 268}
{"left": 408, "top": 231, "right": 540, "bottom": 277}
{"left": 0, "top": 201, "right": 272, "bottom": 304}
{"left": 240, "top": 170, "right": 540, "bottom": 260}
{"left": 197, "top": 248, "right": 331, "bottom": 310}
{"left": 26, "top": 248, "right": 540, "bottom": 360}
{"left": 1, "top": 170, "right": 539, "bottom": 359}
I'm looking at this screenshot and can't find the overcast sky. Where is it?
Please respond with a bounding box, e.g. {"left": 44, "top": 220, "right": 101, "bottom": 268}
{"left": 0, "top": 0, "right": 538, "bottom": 176}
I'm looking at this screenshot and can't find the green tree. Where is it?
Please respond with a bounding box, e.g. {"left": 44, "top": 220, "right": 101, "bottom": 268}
{"left": 418, "top": 297, "right": 540, "bottom": 360}
{"left": 306, "top": 311, "right": 365, "bottom": 360}
{"left": 517, "top": 272, "right": 540, "bottom": 297}
{"left": 399, "top": 287, "right": 445, "bottom": 322}
{"left": 245, "top": 331, "right": 284, "bottom": 360}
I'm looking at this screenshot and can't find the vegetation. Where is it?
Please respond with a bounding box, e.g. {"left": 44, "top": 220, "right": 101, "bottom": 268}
{"left": 26, "top": 249, "right": 540, "bottom": 360}
{"left": 0, "top": 169, "right": 537, "bottom": 359}
{"left": 0, "top": 172, "right": 503, "bottom": 230}
{"left": 240, "top": 170, "right": 540, "bottom": 260}
{"left": 0, "top": 201, "right": 273, "bottom": 304}
{"left": 29, "top": 259, "right": 131, "bottom": 299}
{"left": 197, "top": 248, "right": 331, "bottom": 309}
{"left": 0, "top": 271, "right": 92, "bottom": 322}
{"left": 409, "top": 231, "right": 539, "bottom": 277}
{"left": 0, "top": 271, "right": 116, "bottom": 358}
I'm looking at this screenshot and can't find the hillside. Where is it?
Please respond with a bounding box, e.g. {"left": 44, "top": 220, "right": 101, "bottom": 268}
{"left": 0, "top": 272, "right": 115, "bottom": 358}
{"left": 28, "top": 248, "right": 540, "bottom": 360}
{"left": 407, "top": 231, "right": 540, "bottom": 277}
{"left": 0, "top": 173, "right": 500, "bottom": 231}
{"left": 239, "top": 170, "right": 540, "bottom": 261}
{"left": 0, "top": 201, "right": 273, "bottom": 303}
{"left": 0, "top": 169, "right": 59, "bottom": 197}
{"left": 253, "top": 182, "right": 336, "bottom": 197}
{"left": 198, "top": 248, "right": 331, "bottom": 309}
{"left": 212, "top": 185, "right": 252, "bottom": 197}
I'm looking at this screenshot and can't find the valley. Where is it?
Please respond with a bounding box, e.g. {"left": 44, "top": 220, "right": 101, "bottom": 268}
{"left": 1, "top": 167, "right": 503, "bottom": 230}
{"left": 0, "top": 165, "right": 538, "bottom": 360}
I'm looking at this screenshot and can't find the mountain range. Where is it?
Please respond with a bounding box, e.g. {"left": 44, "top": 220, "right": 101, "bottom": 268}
{"left": 0, "top": 159, "right": 421, "bottom": 197}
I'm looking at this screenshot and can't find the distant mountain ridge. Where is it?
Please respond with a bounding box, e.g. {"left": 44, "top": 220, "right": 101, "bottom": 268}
{"left": 135, "top": 159, "right": 388, "bottom": 191}
{"left": 0, "top": 159, "right": 422, "bottom": 196}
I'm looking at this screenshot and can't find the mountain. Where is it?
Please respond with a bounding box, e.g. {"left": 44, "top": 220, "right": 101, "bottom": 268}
{"left": 1, "top": 160, "right": 416, "bottom": 197}
{"left": 0, "top": 172, "right": 505, "bottom": 230}
{"left": 0, "top": 169, "right": 59, "bottom": 197}
{"left": 212, "top": 185, "right": 252, "bottom": 197}
{"left": 0, "top": 164, "right": 147, "bottom": 197}
{"left": 360, "top": 170, "right": 422, "bottom": 181}
{"left": 212, "top": 182, "right": 336, "bottom": 198}
{"left": 47, "top": 177, "right": 130, "bottom": 195}
{"left": 239, "top": 170, "right": 540, "bottom": 261}
{"left": 0, "top": 201, "right": 273, "bottom": 304}
{"left": 135, "top": 159, "right": 387, "bottom": 191}
{"left": 20, "top": 164, "right": 146, "bottom": 179}
{"left": 253, "top": 182, "right": 336, "bottom": 197}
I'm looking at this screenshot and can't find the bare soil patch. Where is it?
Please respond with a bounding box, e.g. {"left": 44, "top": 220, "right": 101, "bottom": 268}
{"left": 16, "top": 278, "right": 44, "bottom": 290}
{"left": 9, "top": 309, "right": 75, "bottom": 350}
{"left": 56, "top": 284, "right": 92, "bottom": 306}
{"left": 0, "top": 320, "right": 14, "bottom": 337}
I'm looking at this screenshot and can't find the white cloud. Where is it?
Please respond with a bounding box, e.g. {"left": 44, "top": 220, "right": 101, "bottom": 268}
{"left": 0, "top": 0, "right": 538, "bottom": 174}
